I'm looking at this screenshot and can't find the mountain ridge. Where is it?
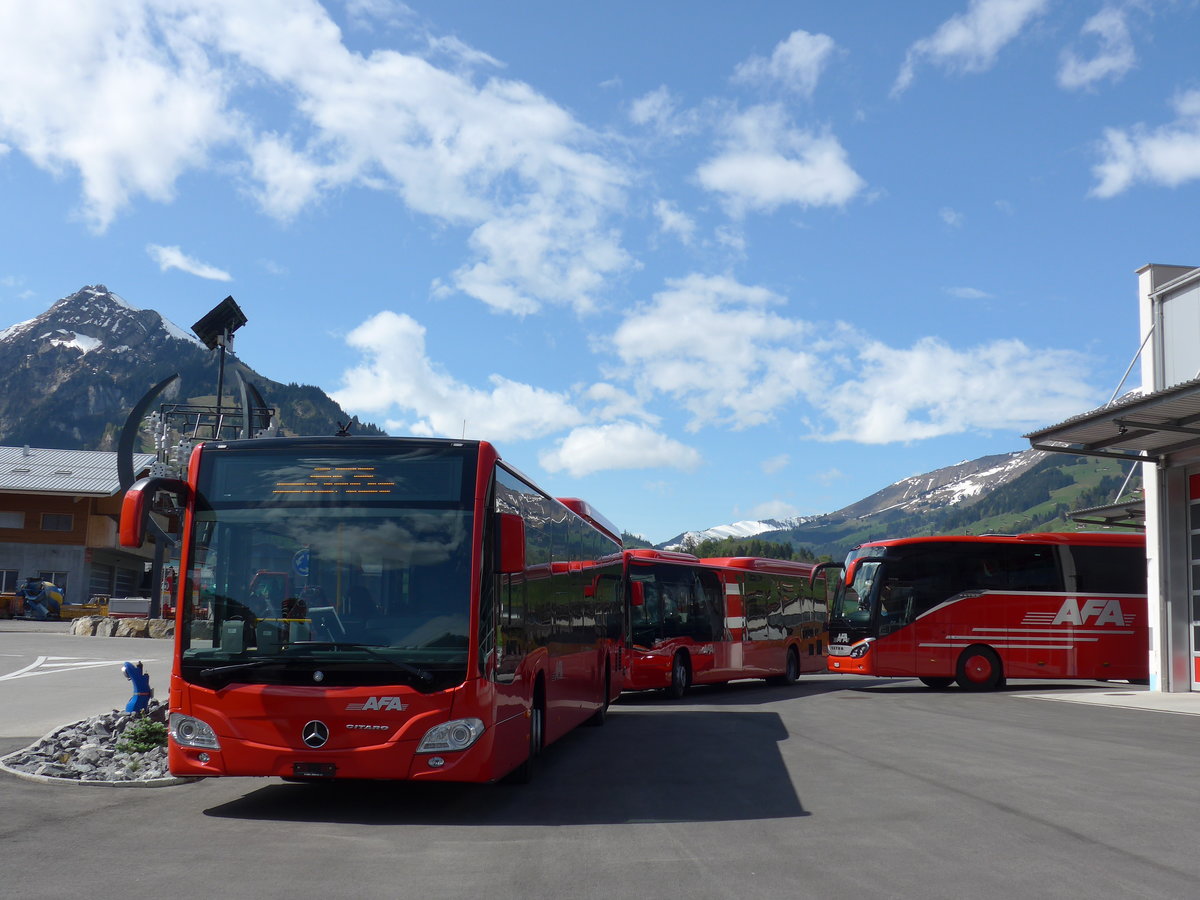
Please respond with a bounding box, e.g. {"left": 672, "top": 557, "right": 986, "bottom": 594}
{"left": 662, "top": 449, "right": 1139, "bottom": 559}
{"left": 0, "top": 285, "right": 383, "bottom": 450}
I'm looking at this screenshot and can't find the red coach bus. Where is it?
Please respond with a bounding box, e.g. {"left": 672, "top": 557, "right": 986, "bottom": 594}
{"left": 824, "top": 532, "right": 1148, "bottom": 690}
{"left": 623, "top": 550, "right": 828, "bottom": 697}
{"left": 121, "top": 436, "right": 623, "bottom": 783}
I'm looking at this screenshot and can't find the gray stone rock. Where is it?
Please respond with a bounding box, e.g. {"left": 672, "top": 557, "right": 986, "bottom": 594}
{"left": 115, "top": 618, "right": 149, "bottom": 638}
{"left": 94, "top": 618, "right": 119, "bottom": 637}
{"left": 147, "top": 619, "right": 175, "bottom": 640}
{"left": 3, "top": 700, "right": 175, "bottom": 783}
{"left": 70, "top": 616, "right": 100, "bottom": 636}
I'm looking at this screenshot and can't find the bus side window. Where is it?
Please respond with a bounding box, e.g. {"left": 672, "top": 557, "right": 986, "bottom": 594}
{"left": 879, "top": 581, "right": 915, "bottom": 629}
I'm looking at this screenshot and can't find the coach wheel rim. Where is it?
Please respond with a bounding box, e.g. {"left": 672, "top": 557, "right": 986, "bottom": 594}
{"left": 956, "top": 646, "right": 1002, "bottom": 691}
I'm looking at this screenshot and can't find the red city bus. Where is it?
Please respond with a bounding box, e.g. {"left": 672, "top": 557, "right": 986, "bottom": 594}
{"left": 823, "top": 532, "right": 1148, "bottom": 690}
{"left": 121, "top": 436, "right": 623, "bottom": 783}
{"left": 623, "top": 550, "right": 828, "bottom": 697}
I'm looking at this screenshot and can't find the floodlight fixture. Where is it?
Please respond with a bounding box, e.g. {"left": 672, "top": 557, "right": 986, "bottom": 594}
{"left": 191, "top": 295, "right": 249, "bottom": 428}
{"left": 192, "top": 295, "right": 247, "bottom": 351}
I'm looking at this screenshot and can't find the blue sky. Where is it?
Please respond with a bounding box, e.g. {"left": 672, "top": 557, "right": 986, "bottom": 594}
{"left": 2, "top": 1, "right": 1199, "bottom": 543}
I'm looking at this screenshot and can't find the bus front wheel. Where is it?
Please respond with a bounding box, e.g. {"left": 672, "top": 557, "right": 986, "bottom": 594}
{"left": 509, "top": 685, "right": 545, "bottom": 784}
{"left": 956, "top": 646, "right": 1003, "bottom": 691}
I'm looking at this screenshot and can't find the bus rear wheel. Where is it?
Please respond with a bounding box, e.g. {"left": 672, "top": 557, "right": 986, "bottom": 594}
{"left": 919, "top": 676, "right": 954, "bottom": 689}
{"left": 956, "top": 646, "right": 1003, "bottom": 691}
{"left": 666, "top": 651, "right": 690, "bottom": 699}
{"left": 769, "top": 647, "right": 801, "bottom": 686}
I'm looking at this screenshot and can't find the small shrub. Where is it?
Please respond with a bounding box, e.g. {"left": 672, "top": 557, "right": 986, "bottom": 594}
{"left": 117, "top": 716, "right": 168, "bottom": 754}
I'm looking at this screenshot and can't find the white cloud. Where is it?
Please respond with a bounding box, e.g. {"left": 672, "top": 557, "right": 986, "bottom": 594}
{"left": 696, "top": 105, "right": 865, "bottom": 215}
{"left": 539, "top": 421, "right": 702, "bottom": 477}
{"left": 630, "top": 86, "right": 677, "bottom": 127}
{"left": 0, "top": 3, "right": 237, "bottom": 232}
{"left": 946, "top": 286, "right": 993, "bottom": 300}
{"left": 940, "top": 207, "right": 965, "bottom": 227}
{"left": 582, "top": 383, "right": 657, "bottom": 423}
{"left": 1058, "top": 7, "right": 1136, "bottom": 91}
{"left": 815, "top": 336, "right": 1097, "bottom": 443}
{"left": 653, "top": 199, "right": 697, "bottom": 244}
{"left": 609, "top": 272, "right": 1098, "bottom": 446}
{"left": 331, "top": 310, "right": 583, "bottom": 441}
{"left": 146, "top": 244, "right": 232, "bottom": 281}
{"left": 0, "top": 1, "right": 632, "bottom": 313}
{"left": 893, "top": 0, "right": 1050, "bottom": 96}
{"left": 732, "top": 30, "right": 837, "bottom": 97}
{"left": 1091, "top": 90, "right": 1200, "bottom": 197}
{"left": 609, "top": 273, "right": 825, "bottom": 430}
{"left": 761, "top": 454, "right": 790, "bottom": 475}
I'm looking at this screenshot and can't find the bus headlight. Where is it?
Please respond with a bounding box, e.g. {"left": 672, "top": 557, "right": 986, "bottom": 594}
{"left": 849, "top": 641, "right": 872, "bottom": 659}
{"left": 416, "top": 718, "right": 485, "bottom": 753}
{"left": 169, "top": 713, "right": 221, "bottom": 750}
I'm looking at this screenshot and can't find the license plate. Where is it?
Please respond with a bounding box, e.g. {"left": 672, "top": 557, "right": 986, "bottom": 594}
{"left": 292, "top": 762, "right": 337, "bottom": 778}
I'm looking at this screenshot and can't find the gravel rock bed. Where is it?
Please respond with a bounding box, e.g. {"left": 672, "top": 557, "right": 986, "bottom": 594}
{"left": 0, "top": 700, "right": 186, "bottom": 786}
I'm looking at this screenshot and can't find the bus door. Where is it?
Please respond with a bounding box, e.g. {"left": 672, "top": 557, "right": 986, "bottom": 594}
{"left": 869, "top": 563, "right": 921, "bottom": 676}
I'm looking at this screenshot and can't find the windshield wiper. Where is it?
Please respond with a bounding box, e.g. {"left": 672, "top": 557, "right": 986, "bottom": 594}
{"left": 292, "top": 641, "right": 434, "bottom": 683}
{"left": 199, "top": 659, "right": 278, "bottom": 681}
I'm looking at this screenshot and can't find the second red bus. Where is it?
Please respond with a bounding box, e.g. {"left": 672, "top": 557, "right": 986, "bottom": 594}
{"left": 624, "top": 550, "right": 829, "bottom": 697}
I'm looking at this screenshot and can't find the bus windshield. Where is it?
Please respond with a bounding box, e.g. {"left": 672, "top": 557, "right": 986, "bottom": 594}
{"left": 830, "top": 558, "right": 881, "bottom": 624}
{"left": 178, "top": 445, "right": 475, "bottom": 691}
{"left": 629, "top": 563, "right": 723, "bottom": 647}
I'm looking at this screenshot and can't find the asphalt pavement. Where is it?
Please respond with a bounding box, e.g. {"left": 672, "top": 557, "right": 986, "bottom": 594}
{"left": 4, "top": 622, "right": 1200, "bottom": 900}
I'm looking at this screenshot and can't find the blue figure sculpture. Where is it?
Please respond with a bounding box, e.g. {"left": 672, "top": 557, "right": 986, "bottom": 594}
{"left": 123, "top": 661, "right": 153, "bottom": 713}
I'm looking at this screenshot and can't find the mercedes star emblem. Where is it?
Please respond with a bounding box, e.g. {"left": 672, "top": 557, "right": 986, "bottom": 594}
{"left": 302, "top": 720, "right": 330, "bottom": 748}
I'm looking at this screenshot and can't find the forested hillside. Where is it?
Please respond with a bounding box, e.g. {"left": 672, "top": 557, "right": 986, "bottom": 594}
{"left": 757, "top": 454, "right": 1140, "bottom": 561}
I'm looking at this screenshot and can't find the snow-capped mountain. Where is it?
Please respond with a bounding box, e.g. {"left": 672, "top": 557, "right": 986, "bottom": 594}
{"left": 0, "top": 285, "right": 380, "bottom": 449}
{"left": 663, "top": 516, "right": 817, "bottom": 551}
{"left": 660, "top": 450, "right": 1053, "bottom": 551}
{"left": 828, "top": 450, "right": 1045, "bottom": 520}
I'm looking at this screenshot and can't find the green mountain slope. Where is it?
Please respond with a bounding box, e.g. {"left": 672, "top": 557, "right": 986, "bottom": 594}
{"left": 758, "top": 454, "right": 1141, "bottom": 560}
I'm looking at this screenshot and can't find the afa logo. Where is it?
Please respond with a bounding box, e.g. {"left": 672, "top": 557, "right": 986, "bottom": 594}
{"left": 345, "top": 696, "right": 407, "bottom": 711}
{"left": 1052, "top": 597, "right": 1129, "bottom": 627}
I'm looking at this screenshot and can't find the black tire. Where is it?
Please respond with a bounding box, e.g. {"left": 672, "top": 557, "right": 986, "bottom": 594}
{"left": 666, "top": 651, "right": 690, "bottom": 699}
{"left": 509, "top": 686, "right": 544, "bottom": 784}
{"left": 955, "top": 646, "right": 1003, "bottom": 691}
{"left": 769, "top": 647, "right": 802, "bottom": 686}
{"left": 919, "top": 676, "right": 954, "bottom": 689}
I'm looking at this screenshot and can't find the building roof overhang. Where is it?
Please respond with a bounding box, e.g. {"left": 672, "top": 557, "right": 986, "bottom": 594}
{"left": 1067, "top": 498, "right": 1145, "bottom": 529}
{"left": 1025, "top": 377, "right": 1200, "bottom": 463}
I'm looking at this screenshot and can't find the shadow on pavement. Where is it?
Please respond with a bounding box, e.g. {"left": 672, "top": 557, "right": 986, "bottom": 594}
{"left": 203, "top": 708, "right": 807, "bottom": 826}
{"left": 616, "top": 674, "right": 909, "bottom": 707}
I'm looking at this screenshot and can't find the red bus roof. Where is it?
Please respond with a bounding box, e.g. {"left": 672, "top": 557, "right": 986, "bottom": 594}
{"left": 624, "top": 548, "right": 701, "bottom": 563}
{"left": 853, "top": 531, "right": 1144, "bottom": 551}
{"left": 700, "top": 556, "right": 819, "bottom": 576}
{"left": 556, "top": 497, "right": 622, "bottom": 546}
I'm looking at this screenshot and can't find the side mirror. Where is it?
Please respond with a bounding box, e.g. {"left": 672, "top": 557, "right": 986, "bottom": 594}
{"left": 497, "top": 513, "right": 526, "bottom": 574}
{"left": 629, "top": 581, "right": 645, "bottom": 607}
{"left": 120, "top": 476, "right": 190, "bottom": 547}
{"left": 809, "top": 560, "right": 843, "bottom": 591}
